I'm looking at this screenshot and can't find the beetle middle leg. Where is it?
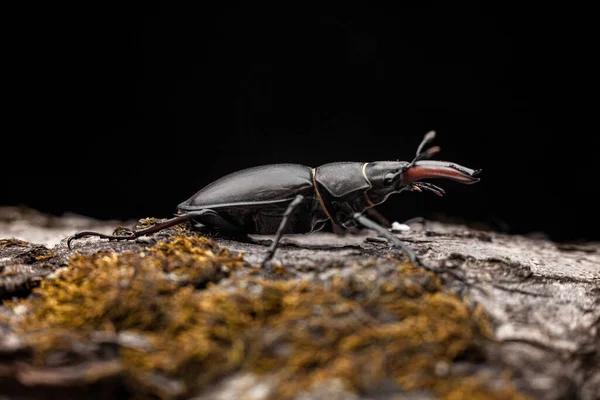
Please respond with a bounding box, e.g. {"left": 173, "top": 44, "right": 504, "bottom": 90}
{"left": 262, "top": 194, "right": 305, "bottom": 267}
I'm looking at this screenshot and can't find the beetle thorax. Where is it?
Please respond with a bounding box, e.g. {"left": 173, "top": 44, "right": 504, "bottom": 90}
{"left": 313, "top": 162, "right": 374, "bottom": 225}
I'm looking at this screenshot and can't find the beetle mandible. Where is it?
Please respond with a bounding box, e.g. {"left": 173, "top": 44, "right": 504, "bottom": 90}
{"left": 67, "top": 131, "right": 480, "bottom": 267}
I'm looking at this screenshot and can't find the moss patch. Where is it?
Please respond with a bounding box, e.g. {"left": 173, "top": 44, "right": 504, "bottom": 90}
{"left": 0, "top": 238, "right": 30, "bottom": 248}
{"left": 3, "top": 232, "right": 529, "bottom": 399}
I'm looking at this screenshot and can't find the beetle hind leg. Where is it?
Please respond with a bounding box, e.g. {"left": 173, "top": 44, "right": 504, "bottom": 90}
{"left": 67, "top": 210, "right": 216, "bottom": 250}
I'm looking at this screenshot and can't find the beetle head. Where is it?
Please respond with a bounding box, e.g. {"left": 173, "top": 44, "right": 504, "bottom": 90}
{"left": 365, "top": 131, "right": 481, "bottom": 205}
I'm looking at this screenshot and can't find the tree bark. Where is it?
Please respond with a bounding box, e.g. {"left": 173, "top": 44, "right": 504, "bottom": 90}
{"left": 1, "top": 207, "right": 598, "bottom": 399}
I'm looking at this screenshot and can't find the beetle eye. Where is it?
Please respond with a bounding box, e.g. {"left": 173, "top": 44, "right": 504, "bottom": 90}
{"left": 384, "top": 173, "right": 395, "bottom": 185}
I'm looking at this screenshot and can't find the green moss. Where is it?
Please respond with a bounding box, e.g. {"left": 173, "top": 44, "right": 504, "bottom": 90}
{"left": 4, "top": 232, "right": 529, "bottom": 400}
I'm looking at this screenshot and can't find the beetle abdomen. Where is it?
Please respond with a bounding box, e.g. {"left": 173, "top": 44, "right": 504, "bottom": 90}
{"left": 178, "top": 163, "right": 314, "bottom": 211}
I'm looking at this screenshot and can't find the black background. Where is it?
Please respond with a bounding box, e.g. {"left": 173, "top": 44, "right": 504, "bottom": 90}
{"left": 4, "top": 4, "right": 598, "bottom": 242}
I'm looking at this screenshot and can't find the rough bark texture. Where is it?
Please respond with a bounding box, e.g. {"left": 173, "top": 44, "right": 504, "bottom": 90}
{"left": 0, "top": 206, "right": 598, "bottom": 400}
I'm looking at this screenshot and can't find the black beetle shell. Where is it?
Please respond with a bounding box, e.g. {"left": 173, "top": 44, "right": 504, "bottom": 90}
{"left": 178, "top": 163, "right": 315, "bottom": 211}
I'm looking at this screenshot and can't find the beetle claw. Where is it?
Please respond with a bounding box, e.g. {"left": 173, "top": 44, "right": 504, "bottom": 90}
{"left": 261, "top": 259, "right": 276, "bottom": 274}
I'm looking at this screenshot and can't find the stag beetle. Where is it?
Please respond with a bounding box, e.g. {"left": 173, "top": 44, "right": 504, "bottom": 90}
{"left": 68, "top": 131, "right": 480, "bottom": 268}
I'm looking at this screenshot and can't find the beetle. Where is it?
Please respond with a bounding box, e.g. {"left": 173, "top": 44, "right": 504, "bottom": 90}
{"left": 67, "top": 131, "right": 480, "bottom": 268}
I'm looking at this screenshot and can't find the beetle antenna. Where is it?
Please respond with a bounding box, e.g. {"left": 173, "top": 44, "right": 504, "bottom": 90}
{"left": 415, "top": 146, "right": 441, "bottom": 163}
{"left": 407, "top": 146, "right": 441, "bottom": 171}
{"left": 404, "top": 131, "right": 440, "bottom": 171}
{"left": 416, "top": 130, "right": 436, "bottom": 157}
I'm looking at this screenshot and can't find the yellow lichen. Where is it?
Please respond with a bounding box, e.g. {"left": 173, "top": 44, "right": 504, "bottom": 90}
{"left": 33, "top": 247, "right": 55, "bottom": 262}
{"left": 0, "top": 238, "right": 30, "bottom": 248}
{"left": 0, "top": 239, "right": 55, "bottom": 262}
{"left": 3, "top": 232, "right": 529, "bottom": 400}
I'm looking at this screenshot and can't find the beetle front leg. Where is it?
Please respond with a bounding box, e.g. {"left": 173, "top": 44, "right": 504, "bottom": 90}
{"left": 262, "top": 194, "right": 305, "bottom": 267}
{"left": 352, "top": 212, "right": 469, "bottom": 284}
{"left": 352, "top": 212, "right": 418, "bottom": 264}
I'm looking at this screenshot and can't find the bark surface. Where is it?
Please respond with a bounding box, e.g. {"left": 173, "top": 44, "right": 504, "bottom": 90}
{"left": 0, "top": 207, "right": 598, "bottom": 399}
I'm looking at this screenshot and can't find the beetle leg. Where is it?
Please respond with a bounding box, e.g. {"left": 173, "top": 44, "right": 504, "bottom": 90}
{"left": 366, "top": 208, "right": 392, "bottom": 229}
{"left": 261, "top": 195, "right": 305, "bottom": 267}
{"left": 331, "top": 208, "right": 391, "bottom": 236}
{"left": 352, "top": 213, "right": 469, "bottom": 284}
{"left": 67, "top": 210, "right": 213, "bottom": 249}
{"left": 352, "top": 213, "right": 418, "bottom": 264}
